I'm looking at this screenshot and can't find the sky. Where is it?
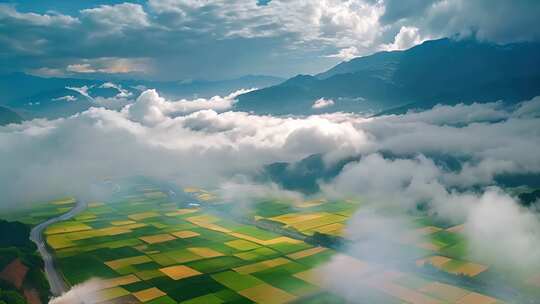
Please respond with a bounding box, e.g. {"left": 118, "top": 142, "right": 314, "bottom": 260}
{"left": 1, "top": 0, "right": 539, "bottom": 80}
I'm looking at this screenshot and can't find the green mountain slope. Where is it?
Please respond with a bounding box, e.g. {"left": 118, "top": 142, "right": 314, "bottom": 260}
{"left": 236, "top": 38, "right": 540, "bottom": 115}
{"left": 0, "top": 106, "right": 22, "bottom": 126}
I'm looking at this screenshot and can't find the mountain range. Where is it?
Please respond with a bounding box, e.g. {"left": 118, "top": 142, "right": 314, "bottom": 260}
{"left": 0, "top": 106, "right": 22, "bottom": 126}
{"left": 2, "top": 37, "right": 540, "bottom": 124}
{"left": 235, "top": 38, "right": 540, "bottom": 115}
{"left": 0, "top": 74, "right": 283, "bottom": 121}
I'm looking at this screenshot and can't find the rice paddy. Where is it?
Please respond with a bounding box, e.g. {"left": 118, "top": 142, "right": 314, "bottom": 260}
{"left": 8, "top": 184, "right": 533, "bottom": 303}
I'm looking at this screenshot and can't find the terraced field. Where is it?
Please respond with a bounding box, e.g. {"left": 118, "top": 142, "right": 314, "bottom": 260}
{"left": 9, "top": 184, "right": 538, "bottom": 303}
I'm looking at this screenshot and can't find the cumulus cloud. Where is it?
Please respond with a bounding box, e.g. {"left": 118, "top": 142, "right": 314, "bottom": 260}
{"left": 80, "top": 3, "right": 150, "bottom": 34}
{"left": 381, "top": 26, "right": 429, "bottom": 51}
{"left": 1, "top": 88, "right": 540, "bottom": 278}
{"left": 513, "top": 96, "right": 540, "bottom": 118}
{"left": 126, "top": 88, "right": 254, "bottom": 125}
{"left": 49, "top": 279, "right": 105, "bottom": 304}
{"left": 3, "top": 0, "right": 538, "bottom": 79}
{"left": 465, "top": 189, "right": 540, "bottom": 272}
{"left": 0, "top": 4, "right": 78, "bottom": 27}
{"left": 325, "top": 46, "right": 360, "bottom": 61}
{"left": 0, "top": 89, "right": 369, "bottom": 208}
{"left": 0, "top": 0, "right": 540, "bottom": 80}
{"left": 312, "top": 97, "right": 335, "bottom": 109}
{"left": 99, "top": 82, "right": 132, "bottom": 98}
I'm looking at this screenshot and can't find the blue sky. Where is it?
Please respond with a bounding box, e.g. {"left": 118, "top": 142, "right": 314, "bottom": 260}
{"left": 1, "top": 0, "right": 539, "bottom": 81}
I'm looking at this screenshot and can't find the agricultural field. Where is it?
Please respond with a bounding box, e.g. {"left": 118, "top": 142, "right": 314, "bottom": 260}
{"left": 7, "top": 184, "right": 538, "bottom": 303}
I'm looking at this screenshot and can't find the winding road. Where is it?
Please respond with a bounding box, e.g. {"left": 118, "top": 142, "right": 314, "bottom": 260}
{"left": 30, "top": 199, "right": 87, "bottom": 297}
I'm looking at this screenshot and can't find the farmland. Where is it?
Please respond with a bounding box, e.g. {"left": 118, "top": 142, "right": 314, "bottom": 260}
{"left": 4, "top": 184, "right": 539, "bottom": 304}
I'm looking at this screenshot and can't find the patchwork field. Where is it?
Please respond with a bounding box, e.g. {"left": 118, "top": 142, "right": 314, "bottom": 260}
{"left": 7, "top": 185, "right": 536, "bottom": 303}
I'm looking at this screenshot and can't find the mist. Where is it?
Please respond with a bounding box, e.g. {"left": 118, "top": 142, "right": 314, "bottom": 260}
{"left": 1, "top": 89, "right": 540, "bottom": 302}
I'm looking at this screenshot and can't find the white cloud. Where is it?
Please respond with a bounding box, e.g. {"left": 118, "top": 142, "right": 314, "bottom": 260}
{"left": 126, "top": 88, "right": 254, "bottom": 125}
{"left": 381, "top": 26, "right": 429, "bottom": 51}
{"left": 49, "top": 279, "right": 105, "bottom": 304}
{"left": 81, "top": 3, "right": 150, "bottom": 34}
{"left": 2, "top": 89, "right": 540, "bottom": 279}
{"left": 66, "top": 85, "right": 94, "bottom": 101}
{"left": 100, "top": 82, "right": 132, "bottom": 98}
{"left": 513, "top": 96, "right": 540, "bottom": 118}
{"left": 0, "top": 4, "right": 78, "bottom": 27}
{"left": 149, "top": 0, "right": 386, "bottom": 53}
{"left": 52, "top": 95, "right": 77, "bottom": 102}
{"left": 465, "top": 189, "right": 540, "bottom": 271}
{"left": 2, "top": 0, "right": 540, "bottom": 78}
{"left": 325, "top": 46, "right": 359, "bottom": 60}
{"left": 0, "top": 88, "right": 370, "bottom": 208}
{"left": 312, "top": 97, "right": 335, "bottom": 109}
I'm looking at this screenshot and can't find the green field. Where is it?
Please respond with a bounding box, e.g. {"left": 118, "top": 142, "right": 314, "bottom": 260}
{"left": 8, "top": 184, "right": 535, "bottom": 303}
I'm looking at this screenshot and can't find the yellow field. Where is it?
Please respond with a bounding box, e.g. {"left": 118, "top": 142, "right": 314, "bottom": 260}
{"left": 96, "top": 226, "right": 132, "bottom": 236}
{"left": 225, "top": 239, "right": 260, "bottom": 251}
{"left": 228, "top": 233, "right": 302, "bottom": 246}
{"left": 172, "top": 230, "right": 200, "bottom": 238}
{"left": 139, "top": 234, "right": 177, "bottom": 244}
{"left": 187, "top": 247, "right": 224, "bottom": 258}
{"left": 160, "top": 265, "right": 202, "bottom": 280}
{"left": 233, "top": 257, "right": 290, "bottom": 274}
{"left": 96, "top": 287, "right": 130, "bottom": 302}
{"left": 165, "top": 209, "right": 198, "bottom": 217}
{"left": 238, "top": 283, "right": 296, "bottom": 304}
{"left": 306, "top": 223, "right": 345, "bottom": 236}
{"left": 270, "top": 213, "right": 324, "bottom": 225}
{"left": 456, "top": 292, "right": 499, "bottom": 304}
{"left": 105, "top": 255, "right": 152, "bottom": 270}
{"left": 417, "top": 256, "right": 451, "bottom": 268}
{"left": 102, "top": 274, "right": 140, "bottom": 289}
{"left": 133, "top": 287, "right": 166, "bottom": 302}
{"left": 417, "top": 256, "right": 488, "bottom": 277}
{"left": 110, "top": 220, "right": 136, "bottom": 226}
{"left": 453, "top": 263, "right": 488, "bottom": 277}
{"left": 287, "top": 247, "right": 327, "bottom": 260}
{"left": 186, "top": 214, "right": 220, "bottom": 224}
{"left": 289, "top": 214, "right": 347, "bottom": 231}
{"left": 128, "top": 211, "right": 160, "bottom": 220}
{"left": 121, "top": 223, "right": 148, "bottom": 230}
{"left": 46, "top": 235, "right": 75, "bottom": 249}
{"left": 74, "top": 212, "right": 97, "bottom": 221}
{"left": 419, "top": 282, "right": 469, "bottom": 302}
{"left": 136, "top": 269, "right": 165, "bottom": 281}
{"left": 45, "top": 222, "right": 92, "bottom": 235}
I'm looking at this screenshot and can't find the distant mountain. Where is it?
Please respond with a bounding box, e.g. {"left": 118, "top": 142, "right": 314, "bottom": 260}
{"left": 236, "top": 38, "right": 540, "bottom": 115}
{"left": 0, "top": 73, "right": 284, "bottom": 120}
{"left": 0, "top": 106, "right": 22, "bottom": 126}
